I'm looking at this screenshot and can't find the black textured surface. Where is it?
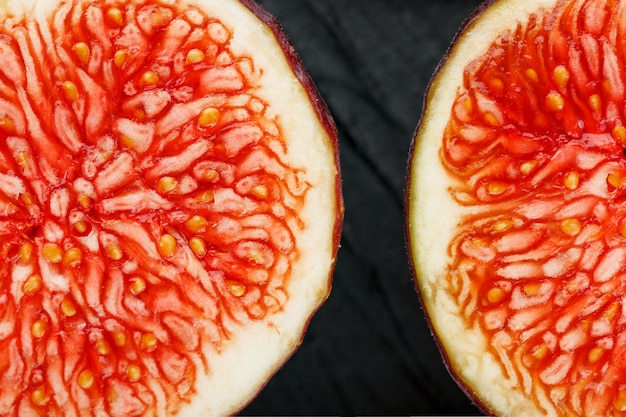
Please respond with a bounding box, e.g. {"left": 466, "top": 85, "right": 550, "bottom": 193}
{"left": 242, "top": 1, "right": 486, "bottom": 416}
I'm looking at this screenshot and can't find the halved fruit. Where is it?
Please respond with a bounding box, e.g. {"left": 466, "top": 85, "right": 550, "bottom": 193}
{"left": 407, "top": 0, "right": 626, "bottom": 416}
{"left": 0, "top": 0, "right": 342, "bottom": 415}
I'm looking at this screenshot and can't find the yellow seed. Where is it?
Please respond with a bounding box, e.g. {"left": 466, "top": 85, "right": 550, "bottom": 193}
{"left": 105, "top": 245, "right": 123, "bottom": 261}
{"left": 189, "top": 236, "right": 207, "bottom": 257}
{"left": 615, "top": 389, "right": 626, "bottom": 412}
{"left": 487, "top": 181, "right": 508, "bottom": 195}
{"left": 229, "top": 282, "right": 246, "bottom": 297}
{"left": 531, "top": 342, "right": 549, "bottom": 360}
{"left": 198, "top": 107, "right": 220, "bottom": 127}
{"left": 23, "top": 273, "right": 42, "bottom": 295}
{"left": 119, "top": 134, "right": 137, "bottom": 149}
{"left": 486, "top": 287, "right": 505, "bottom": 304}
{"left": 525, "top": 68, "right": 539, "bottom": 83}
{"left": 492, "top": 219, "right": 514, "bottom": 233}
{"left": 31, "top": 384, "right": 49, "bottom": 406}
{"left": 560, "top": 218, "right": 582, "bottom": 236}
{"left": 545, "top": 91, "right": 565, "bottom": 112}
{"left": 203, "top": 169, "right": 220, "bottom": 182}
{"left": 139, "top": 70, "right": 159, "bottom": 87}
{"left": 552, "top": 65, "right": 570, "bottom": 90}
{"left": 31, "top": 319, "right": 47, "bottom": 339}
{"left": 106, "top": 7, "right": 124, "bottom": 26}
{"left": 72, "top": 220, "right": 92, "bottom": 236}
{"left": 470, "top": 237, "right": 488, "bottom": 248}
{"left": 18, "top": 241, "right": 34, "bottom": 264}
{"left": 78, "top": 369, "right": 94, "bottom": 389}
{"left": 157, "top": 176, "right": 178, "bottom": 194}
{"left": 608, "top": 171, "right": 626, "bottom": 188}
{"left": 604, "top": 302, "right": 620, "bottom": 320}
{"left": 63, "top": 247, "right": 83, "bottom": 267}
{"left": 184, "top": 215, "right": 208, "bottom": 233}
{"left": 112, "top": 330, "right": 126, "bottom": 347}
{"left": 523, "top": 282, "right": 541, "bottom": 296}
{"left": 42, "top": 243, "right": 63, "bottom": 264}
{"left": 588, "top": 346, "right": 604, "bottom": 364}
{"left": 132, "top": 108, "right": 146, "bottom": 122}
{"left": 140, "top": 333, "right": 158, "bottom": 352}
{"left": 150, "top": 9, "right": 167, "bottom": 28}
{"left": 461, "top": 94, "right": 473, "bottom": 114}
{"left": 251, "top": 185, "right": 268, "bottom": 199}
{"left": 129, "top": 276, "right": 146, "bottom": 295}
{"left": 127, "top": 364, "right": 142, "bottom": 382}
{"left": 77, "top": 193, "right": 93, "bottom": 209}
{"left": 158, "top": 234, "right": 177, "bottom": 258}
{"left": 96, "top": 338, "right": 112, "bottom": 355}
{"left": 16, "top": 151, "right": 29, "bottom": 168}
{"left": 563, "top": 171, "right": 580, "bottom": 190}
{"left": 113, "top": 49, "right": 128, "bottom": 68}
{"left": 247, "top": 249, "right": 265, "bottom": 265}
{"left": 195, "top": 190, "right": 214, "bottom": 203}
{"left": 488, "top": 78, "right": 504, "bottom": 94}
{"left": 0, "top": 116, "right": 15, "bottom": 133}
{"left": 483, "top": 111, "right": 501, "bottom": 127}
{"left": 20, "top": 192, "right": 34, "bottom": 206}
{"left": 72, "top": 42, "right": 90, "bottom": 65}
{"left": 62, "top": 80, "right": 79, "bottom": 101}
{"left": 61, "top": 297, "right": 77, "bottom": 317}
{"left": 613, "top": 125, "right": 626, "bottom": 145}
{"left": 185, "top": 48, "right": 205, "bottom": 65}
{"left": 620, "top": 222, "right": 626, "bottom": 239}
{"left": 589, "top": 93, "right": 602, "bottom": 114}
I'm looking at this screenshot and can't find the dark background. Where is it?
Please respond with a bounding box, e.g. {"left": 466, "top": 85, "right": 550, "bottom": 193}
{"left": 242, "top": 1, "right": 486, "bottom": 416}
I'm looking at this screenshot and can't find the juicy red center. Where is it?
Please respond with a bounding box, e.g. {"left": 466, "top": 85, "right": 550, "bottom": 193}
{"left": 0, "top": 0, "right": 305, "bottom": 415}
{"left": 443, "top": 0, "right": 626, "bottom": 414}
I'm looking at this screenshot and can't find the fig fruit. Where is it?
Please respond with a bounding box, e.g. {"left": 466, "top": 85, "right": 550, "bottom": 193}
{"left": 407, "top": 0, "right": 626, "bottom": 416}
{"left": 0, "top": 0, "right": 342, "bottom": 416}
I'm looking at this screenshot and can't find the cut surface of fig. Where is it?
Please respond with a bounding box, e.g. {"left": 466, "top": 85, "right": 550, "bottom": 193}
{"left": 407, "top": 0, "right": 626, "bottom": 416}
{"left": 0, "top": 0, "right": 341, "bottom": 416}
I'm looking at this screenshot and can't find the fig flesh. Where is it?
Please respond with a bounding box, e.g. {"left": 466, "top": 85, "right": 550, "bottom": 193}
{"left": 408, "top": 0, "right": 626, "bottom": 416}
{"left": 0, "top": 0, "right": 342, "bottom": 416}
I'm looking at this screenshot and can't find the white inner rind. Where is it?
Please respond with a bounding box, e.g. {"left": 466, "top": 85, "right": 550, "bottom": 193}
{"left": 407, "top": 1, "right": 563, "bottom": 417}
{"left": 0, "top": 0, "right": 340, "bottom": 416}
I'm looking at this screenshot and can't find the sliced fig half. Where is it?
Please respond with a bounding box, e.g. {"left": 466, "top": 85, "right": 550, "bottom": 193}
{"left": 407, "top": 0, "right": 626, "bottom": 416}
{"left": 0, "top": 0, "right": 342, "bottom": 415}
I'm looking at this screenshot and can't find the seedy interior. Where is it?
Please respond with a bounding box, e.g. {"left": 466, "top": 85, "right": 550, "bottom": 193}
{"left": 436, "top": 0, "right": 626, "bottom": 415}
{"left": 0, "top": 0, "right": 310, "bottom": 415}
